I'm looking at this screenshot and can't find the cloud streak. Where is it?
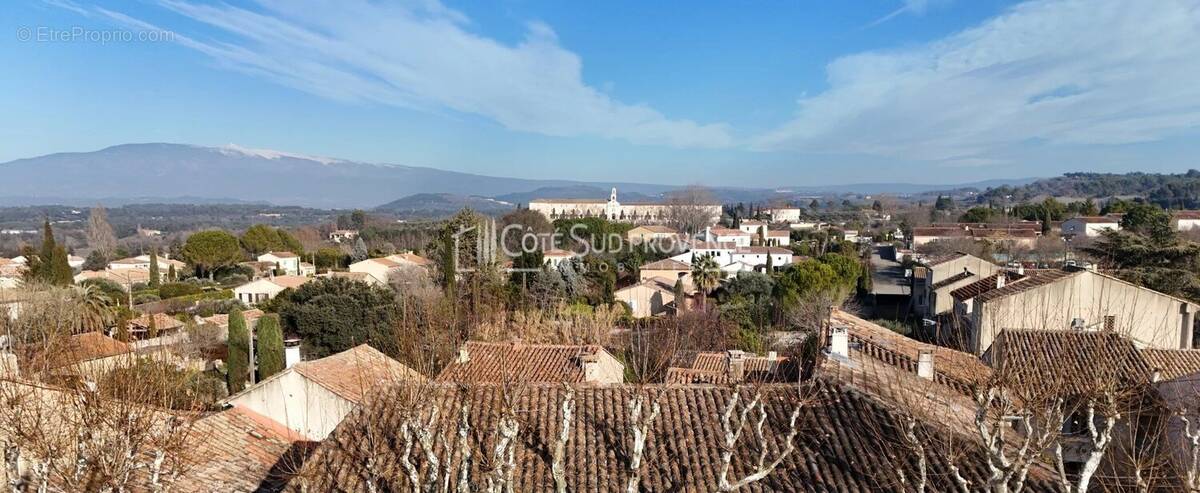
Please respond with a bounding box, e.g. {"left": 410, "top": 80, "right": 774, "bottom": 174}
{"left": 70, "top": 0, "right": 733, "bottom": 149}
{"left": 759, "top": 0, "right": 1200, "bottom": 165}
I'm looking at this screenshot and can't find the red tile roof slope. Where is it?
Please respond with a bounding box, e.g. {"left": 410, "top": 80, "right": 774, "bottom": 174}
{"left": 177, "top": 406, "right": 310, "bottom": 493}
{"left": 294, "top": 344, "right": 424, "bottom": 404}
{"left": 1141, "top": 349, "right": 1200, "bottom": 382}
{"left": 285, "top": 381, "right": 1059, "bottom": 492}
{"left": 435, "top": 342, "right": 609, "bottom": 384}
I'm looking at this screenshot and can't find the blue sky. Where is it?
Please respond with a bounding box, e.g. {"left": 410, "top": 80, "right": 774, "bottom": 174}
{"left": 3, "top": 0, "right": 1200, "bottom": 187}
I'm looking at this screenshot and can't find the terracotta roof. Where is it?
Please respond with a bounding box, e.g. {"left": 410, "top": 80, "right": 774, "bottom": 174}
{"left": 733, "top": 246, "right": 791, "bottom": 255}
{"left": 618, "top": 278, "right": 675, "bottom": 295}
{"left": 766, "top": 230, "right": 789, "bottom": 237}
{"left": 973, "top": 269, "right": 1081, "bottom": 303}
{"left": 364, "top": 257, "right": 400, "bottom": 267}
{"left": 77, "top": 269, "right": 150, "bottom": 284}
{"left": 950, "top": 271, "right": 1026, "bottom": 301}
{"left": 1141, "top": 349, "right": 1200, "bottom": 382}
{"left": 543, "top": 249, "right": 577, "bottom": 258}
{"left": 286, "top": 381, "right": 1058, "bottom": 492}
{"left": 263, "top": 251, "right": 299, "bottom": 258}
{"left": 391, "top": 252, "right": 434, "bottom": 266}
{"left": 710, "top": 227, "right": 750, "bottom": 236}
{"left": 913, "top": 227, "right": 970, "bottom": 237}
{"left": 202, "top": 309, "right": 265, "bottom": 329}
{"left": 929, "top": 269, "right": 975, "bottom": 290}
{"left": 831, "top": 309, "right": 989, "bottom": 393}
{"left": 128, "top": 312, "right": 185, "bottom": 332}
{"left": 640, "top": 259, "right": 691, "bottom": 271}
{"left": 47, "top": 332, "right": 131, "bottom": 369}
{"left": 630, "top": 225, "right": 676, "bottom": 233}
{"left": 985, "top": 330, "right": 1152, "bottom": 394}
{"left": 1066, "top": 216, "right": 1121, "bottom": 224}
{"left": 435, "top": 342, "right": 614, "bottom": 384}
{"left": 269, "top": 275, "right": 311, "bottom": 289}
{"left": 1174, "top": 211, "right": 1200, "bottom": 220}
{"left": 178, "top": 406, "right": 310, "bottom": 493}
{"left": 293, "top": 344, "right": 425, "bottom": 403}
{"left": 690, "top": 241, "right": 737, "bottom": 250}
{"left": 664, "top": 351, "right": 796, "bottom": 384}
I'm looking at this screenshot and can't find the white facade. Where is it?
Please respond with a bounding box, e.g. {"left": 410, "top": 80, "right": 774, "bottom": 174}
{"left": 1061, "top": 217, "right": 1121, "bottom": 238}
{"left": 1177, "top": 217, "right": 1200, "bottom": 231}
{"left": 768, "top": 208, "right": 803, "bottom": 223}
{"left": 730, "top": 247, "right": 793, "bottom": 269}
{"left": 529, "top": 188, "right": 721, "bottom": 225}
{"left": 234, "top": 279, "right": 289, "bottom": 305}
{"left": 226, "top": 369, "right": 355, "bottom": 440}
{"left": 257, "top": 252, "right": 301, "bottom": 276}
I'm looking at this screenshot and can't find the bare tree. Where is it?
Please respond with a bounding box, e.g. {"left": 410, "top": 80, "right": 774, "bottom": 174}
{"left": 665, "top": 185, "right": 718, "bottom": 234}
{"left": 624, "top": 387, "right": 660, "bottom": 493}
{"left": 715, "top": 384, "right": 806, "bottom": 491}
{"left": 86, "top": 205, "right": 117, "bottom": 258}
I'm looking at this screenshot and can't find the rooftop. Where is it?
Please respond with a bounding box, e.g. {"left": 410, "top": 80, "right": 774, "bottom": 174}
{"left": 435, "top": 341, "right": 614, "bottom": 384}
{"left": 292, "top": 344, "right": 424, "bottom": 403}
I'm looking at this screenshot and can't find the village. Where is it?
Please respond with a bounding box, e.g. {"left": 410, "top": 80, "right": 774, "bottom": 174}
{"left": 2, "top": 186, "right": 1200, "bottom": 492}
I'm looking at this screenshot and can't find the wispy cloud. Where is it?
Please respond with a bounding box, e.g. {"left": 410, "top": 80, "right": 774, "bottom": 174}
{"left": 863, "top": 0, "right": 951, "bottom": 29}
{"left": 57, "top": 0, "right": 733, "bottom": 149}
{"left": 758, "top": 0, "right": 1200, "bottom": 166}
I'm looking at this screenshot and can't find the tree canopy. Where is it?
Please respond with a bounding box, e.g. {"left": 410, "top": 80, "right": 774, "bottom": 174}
{"left": 278, "top": 277, "right": 398, "bottom": 358}
{"left": 240, "top": 224, "right": 304, "bottom": 256}
{"left": 181, "top": 230, "right": 243, "bottom": 278}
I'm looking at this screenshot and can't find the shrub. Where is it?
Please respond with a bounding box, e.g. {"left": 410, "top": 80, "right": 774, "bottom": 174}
{"left": 158, "top": 282, "right": 203, "bottom": 299}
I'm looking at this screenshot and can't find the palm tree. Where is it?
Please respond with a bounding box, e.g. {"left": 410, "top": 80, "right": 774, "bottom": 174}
{"left": 72, "top": 284, "right": 114, "bottom": 333}
{"left": 690, "top": 255, "right": 724, "bottom": 310}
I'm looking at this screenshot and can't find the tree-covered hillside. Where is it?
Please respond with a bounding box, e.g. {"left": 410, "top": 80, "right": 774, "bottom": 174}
{"left": 976, "top": 170, "right": 1200, "bottom": 207}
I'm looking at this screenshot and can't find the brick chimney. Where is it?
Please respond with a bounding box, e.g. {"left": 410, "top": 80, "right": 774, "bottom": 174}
{"left": 917, "top": 350, "right": 934, "bottom": 380}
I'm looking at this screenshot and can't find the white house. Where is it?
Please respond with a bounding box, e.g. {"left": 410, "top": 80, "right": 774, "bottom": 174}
{"left": 730, "top": 246, "right": 793, "bottom": 270}
{"left": 225, "top": 344, "right": 423, "bottom": 440}
{"left": 234, "top": 275, "right": 310, "bottom": 305}
{"left": 347, "top": 252, "right": 434, "bottom": 285}
{"left": 107, "top": 254, "right": 186, "bottom": 274}
{"left": 789, "top": 221, "right": 823, "bottom": 230}
{"left": 767, "top": 208, "right": 803, "bottom": 223}
{"left": 672, "top": 241, "right": 737, "bottom": 266}
{"left": 67, "top": 255, "right": 84, "bottom": 269}
{"left": 738, "top": 220, "right": 768, "bottom": 235}
{"left": 328, "top": 229, "right": 358, "bottom": 243}
{"left": 257, "top": 251, "right": 301, "bottom": 276}
{"left": 1175, "top": 211, "right": 1200, "bottom": 231}
{"left": 704, "top": 227, "right": 751, "bottom": 247}
{"left": 1061, "top": 216, "right": 1121, "bottom": 238}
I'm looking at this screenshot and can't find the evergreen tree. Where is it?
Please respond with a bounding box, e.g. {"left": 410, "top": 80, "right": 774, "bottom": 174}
{"left": 673, "top": 278, "right": 685, "bottom": 311}
{"left": 766, "top": 250, "right": 774, "bottom": 272}
{"left": 351, "top": 237, "right": 369, "bottom": 262}
{"left": 50, "top": 245, "right": 72, "bottom": 286}
{"left": 441, "top": 232, "right": 457, "bottom": 299}
{"left": 809, "top": 199, "right": 820, "bottom": 209}
{"left": 256, "top": 315, "right": 285, "bottom": 381}
{"left": 148, "top": 313, "right": 159, "bottom": 339}
{"left": 167, "top": 264, "right": 177, "bottom": 282}
{"left": 148, "top": 246, "right": 161, "bottom": 289}
{"left": 226, "top": 309, "right": 250, "bottom": 393}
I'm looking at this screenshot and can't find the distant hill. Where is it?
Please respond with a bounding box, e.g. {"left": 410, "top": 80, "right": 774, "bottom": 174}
{"left": 0, "top": 143, "right": 678, "bottom": 209}
{"left": 972, "top": 171, "right": 1200, "bottom": 207}
{"left": 374, "top": 193, "right": 516, "bottom": 217}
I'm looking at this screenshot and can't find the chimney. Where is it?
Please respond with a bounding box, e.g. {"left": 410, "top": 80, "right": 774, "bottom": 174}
{"left": 726, "top": 350, "right": 746, "bottom": 383}
{"left": 996, "top": 274, "right": 1006, "bottom": 289}
{"left": 1017, "top": 264, "right": 1025, "bottom": 276}
{"left": 457, "top": 347, "right": 471, "bottom": 364}
{"left": 705, "top": 226, "right": 712, "bottom": 241}
{"left": 1151, "top": 368, "right": 1163, "bottom": 383}
{"left": 284, "top": 338, "right": 302, "bottom": 369}
{"left": 917, "top": 350, "right": 934, "bottom": 380}
{"left": 766, "top": 350, "right": 778, "bottom": 371}
{"left": 830, "top": 327, "right": 849, "bottom": 358}
{"left": 580, "top": 352, "right": 602, "bottom": 383}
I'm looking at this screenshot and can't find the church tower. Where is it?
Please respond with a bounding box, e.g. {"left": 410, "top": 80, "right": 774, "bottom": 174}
{"left": 605, "top": 187, "right": 620, "bottom": 220}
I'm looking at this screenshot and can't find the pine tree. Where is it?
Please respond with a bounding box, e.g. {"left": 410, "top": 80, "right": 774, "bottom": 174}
{"left": 256, "top": 315, "right": 285, "bottom": 381}
{"left": 148, "top": 246, "right": 161, "bottom": 289}
{"left": 226, "top": 308, "right": 250, "bottom": 393}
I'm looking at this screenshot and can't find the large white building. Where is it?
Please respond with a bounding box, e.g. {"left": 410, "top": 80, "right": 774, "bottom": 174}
{"left": 528, "top": 188, "right": 721, "bottom": 226}
{"left": 1061, "top": 216, "right": 1122, "bottom": 238}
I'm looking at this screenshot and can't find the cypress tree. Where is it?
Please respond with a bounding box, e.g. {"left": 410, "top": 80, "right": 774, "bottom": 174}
{"left": 148, "top": 313, "right": 159, "bottom": 338}
{"left": 167, "top": 264, "right": 177, "bottom": 282}
{"left": 673, "top": 278, "right": 685, "bottom": 311}
{"left": 50, "top": 245, "right": 72, "bottom": 286}
{"left": 441, "top": 233, "right": 457, "bottom": 299}
{"left": 256, "top": 315, "right": 285, "bottom": 381}
{"left": 226, "top": 309, "right": 249, "bottom": 393}
{"left": 36, "top": 219, "right": 56, "bottom": 282}
{"left": 148, "top": 246, "right": 161, "bottom": 289}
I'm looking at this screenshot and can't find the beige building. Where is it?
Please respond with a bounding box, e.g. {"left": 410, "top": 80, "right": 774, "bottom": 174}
{"left": 347, "top": 252, "right": 433, "bottom": 285}
{"left": 233, "top": 275, "right": 310, "bottom": 305}
{"left": 626, "top": 225, "right": 678, "bottom": 244}
{"left": 616, "top": 278, "right": 676, "bottom": 318}
{"left": 952, "top": 268, "right": 1199, "bottom": 355}
{"left": 225, "top": 344, "right": 423, "bottom": 440}
{"left": 529, "top": 188, "right": 720, "bottom": 226}
{"left": 639, "top": 258, "right": 693, "bottom": 292}
{"left": 911, "top": 252, "right": 1001, "bottom": 317}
